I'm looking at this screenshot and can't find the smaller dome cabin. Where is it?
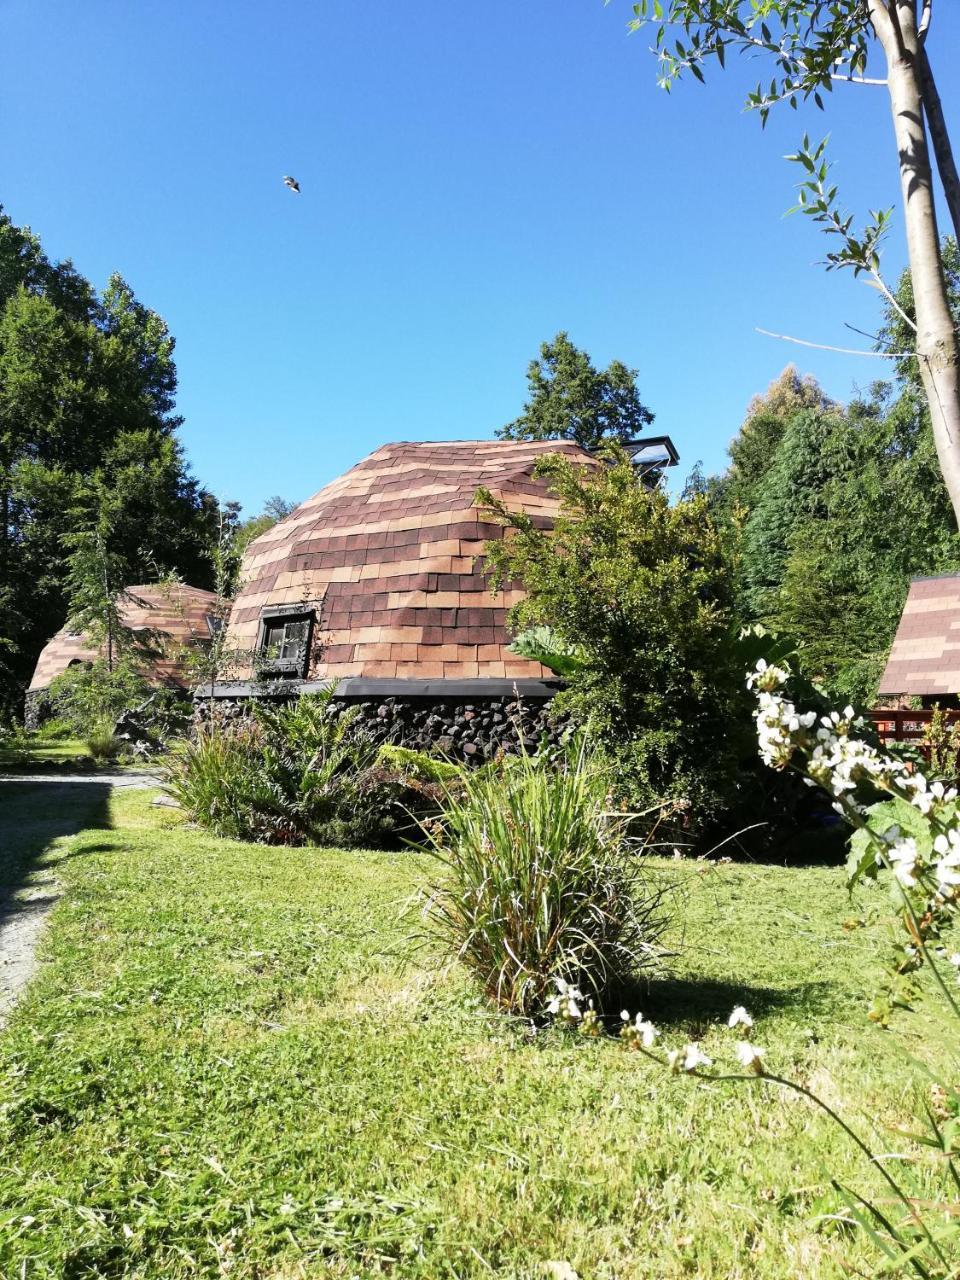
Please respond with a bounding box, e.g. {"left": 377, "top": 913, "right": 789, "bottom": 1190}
{"left": 224, "top": 439, "right": 607, "bottom": 691}
{"left": 878, "top": 574, "right": 960, "bottom": 703}
{"left": 28, "top": 583, "right": 221, "bottom": 700}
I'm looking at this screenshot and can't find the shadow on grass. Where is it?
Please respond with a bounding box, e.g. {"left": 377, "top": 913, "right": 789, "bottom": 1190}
{"left": 611, "top": 973, "right": 835, "bottom": 1031}
{"left": 0, "top": 781, "right": 111, "bottom": 928}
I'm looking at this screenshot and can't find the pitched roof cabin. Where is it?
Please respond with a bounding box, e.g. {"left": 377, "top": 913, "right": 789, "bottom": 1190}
{"left": 223, "top": 437, "right": 677, "bottom": 694}
{"left": 879, "top": 574, "right": 960, "bottom": 702}
{"left": 29, "top": 583, "right": 221, "bottom": 693}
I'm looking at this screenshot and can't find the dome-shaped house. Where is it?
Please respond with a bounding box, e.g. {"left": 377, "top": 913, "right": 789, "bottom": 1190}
{"left": 224, "top": 439, "right": 603, "bottom": 690}
{"left": 218, "top": 436, "right": 677, "bottom": 757}
{"left": 28, "top": 583, "right": 221, "bottom": 714}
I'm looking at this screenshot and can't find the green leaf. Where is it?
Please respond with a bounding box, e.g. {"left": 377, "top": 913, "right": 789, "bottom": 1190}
{"left": 846, "top": 827, "right": 878, "bottom": 889}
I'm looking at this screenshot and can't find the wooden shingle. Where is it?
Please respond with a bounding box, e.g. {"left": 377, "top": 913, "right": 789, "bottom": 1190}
{"left": 226, "top": 439, "right": 597, "bottom": 681}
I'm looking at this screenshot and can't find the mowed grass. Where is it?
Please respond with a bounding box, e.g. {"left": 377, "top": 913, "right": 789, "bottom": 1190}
{"left": 0, "top": 788, "right": 953, "bottom": 1279}
{"left": 0, "top": 736, "right": 91, "bottom": 769}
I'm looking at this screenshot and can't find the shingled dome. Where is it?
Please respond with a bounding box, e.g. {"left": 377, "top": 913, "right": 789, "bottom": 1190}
{"left": 29, "top": 583, "right": 221, "bottom": 693}
{"left": 879, "top": 574, "right": 960, "bottom": 699}
{"left": 225, "top": 439, "right": 603, "bottom": 687}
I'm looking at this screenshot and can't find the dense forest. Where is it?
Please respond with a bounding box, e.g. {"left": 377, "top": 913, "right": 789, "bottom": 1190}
{"left": 706, "top": 240, "right": 960, "bottom": 705}
{"left": 0, "top": 210, "right": 297, "bottom": 719}
{"left": 0, "top": 208, "right": 224, "bottom": 716}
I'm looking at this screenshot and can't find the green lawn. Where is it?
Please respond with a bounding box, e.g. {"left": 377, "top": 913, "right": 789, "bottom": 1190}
{"left": 0, "top": 733, "right": 155, "bottom": 774}
{"left": 0, "top": 787, "right": 952, "bottom": 1279}
{"left": 0, "top": 736, "right": 92, "bottom": 769}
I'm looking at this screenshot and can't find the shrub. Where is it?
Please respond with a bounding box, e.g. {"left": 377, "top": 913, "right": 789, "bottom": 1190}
{"left": 478, "top": 447, "right": 744, "bottom": 827}
{"left": 33, "top": 717, "right": 76, "bottom": 741}
{"left": 420, "top": 736, "right": 669, "bottom": 1017}
{"left": 49, "top": 656, "right": 153, "bottom": 738}
{"left": 0, "top": 721, "right": 31, "bottom": 761}
{"left": 164, "top": 690, "right": 415, "bottom": 847}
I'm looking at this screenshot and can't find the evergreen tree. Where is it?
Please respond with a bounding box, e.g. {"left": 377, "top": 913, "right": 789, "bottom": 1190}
{"left": 0, "top": 207, "right": 218, "bottom": 715}
{"left": 497, "top": 331, "right": 654, "bottom": 452}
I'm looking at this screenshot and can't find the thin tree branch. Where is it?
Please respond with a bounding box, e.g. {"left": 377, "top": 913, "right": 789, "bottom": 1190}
{"left": 919, "top": 46, "right": 960, "bottom": 242}
{"left": 755, "top": 328, "right": 916, "bottom": 358}
{"left": 870, "top": 267, "right": 918, "bottom": 333}
{"left": 830, "top": 73, "right": 887, "bottom": 86}
{"left": 918, "top": 0, "right": 933, "bottom": 43}
{"left": 843, "top": 321, "right": 900, "bottom": 348}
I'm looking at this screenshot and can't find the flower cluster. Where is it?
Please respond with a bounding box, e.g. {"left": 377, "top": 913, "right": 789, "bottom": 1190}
{"left": 749, "top": 659, "right": 960, "bottom": 902}
{"left": 748, "top": 659, "right": 960, "bottom": 1018}
{"left": 618, "top": 1004, "right": 766, "bottom": 1078}
{"left": 619, "top": 1011, "right": 658, "bottom": 1050}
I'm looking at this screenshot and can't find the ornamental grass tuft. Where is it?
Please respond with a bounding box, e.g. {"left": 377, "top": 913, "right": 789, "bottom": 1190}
{"left": 420, "top": 736, "right": 670, "bottom": 1017}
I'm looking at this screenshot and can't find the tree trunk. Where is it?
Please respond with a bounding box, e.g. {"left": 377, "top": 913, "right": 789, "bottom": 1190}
{"left": 919, "top": 46, "right": 960, "bottom": 243}
{"left": 871, "top": 0, "right": 960, "bottom": 528}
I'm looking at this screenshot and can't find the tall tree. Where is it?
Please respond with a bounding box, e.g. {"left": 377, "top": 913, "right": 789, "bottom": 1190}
{"left": 713, "top": 366, "right": 834, "bottom": 519}
{"left": 0, "top": 207, "right": 218, "bottom": 715}
{"left": 497, "top": 331, "right": 654, "bottom": 452}
{"left": 627, "top": 2, "right": 960, "bottom": 528}
{"left": 62, "top": 478, "right": 133, "bottom": 674}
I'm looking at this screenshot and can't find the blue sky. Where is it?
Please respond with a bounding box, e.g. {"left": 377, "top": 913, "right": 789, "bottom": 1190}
{"left": 2, "top": 1, "right": 958, "bottom": 513}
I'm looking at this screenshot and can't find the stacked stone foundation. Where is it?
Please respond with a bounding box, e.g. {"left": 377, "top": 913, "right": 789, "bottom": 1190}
{"left": 194, "top": 680, "right": 566, "bottom": 764}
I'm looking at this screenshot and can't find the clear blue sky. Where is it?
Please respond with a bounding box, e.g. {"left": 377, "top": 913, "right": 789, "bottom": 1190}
{"left": 2, "top": 1, "right": 958, "bottom": 513}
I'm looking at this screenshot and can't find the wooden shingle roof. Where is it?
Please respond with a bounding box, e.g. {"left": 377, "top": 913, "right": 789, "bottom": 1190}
{"left": 878, "top": 575, "right": 960, "bottom": 697}
{"left": 29, "top": 583, "right": 220, "bottom": 692}
{"left": 226, "top": 439, "right": 598, "bottom": 682}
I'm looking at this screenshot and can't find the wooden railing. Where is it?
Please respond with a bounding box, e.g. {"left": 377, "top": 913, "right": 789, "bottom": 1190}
{"left": 868, "top": 708, "right": 960, "bottom": 747}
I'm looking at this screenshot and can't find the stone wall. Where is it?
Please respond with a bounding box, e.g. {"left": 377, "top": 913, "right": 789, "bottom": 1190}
{"left": 331, "top": 693, "right": 565, "bottom": 762}
{"left": 195, "top": 689, "right": 566, "bottom": 764}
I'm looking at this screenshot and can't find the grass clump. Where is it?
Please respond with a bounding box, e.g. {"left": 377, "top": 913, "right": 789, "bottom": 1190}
{"left": 164, "top": 690, "right": 402, "bottom": 847}
{"left": 85, "top": 722, "right": 126, "bottom": 762}
{"left": 421, "top": 737, "right": 669, "bottom": 1016}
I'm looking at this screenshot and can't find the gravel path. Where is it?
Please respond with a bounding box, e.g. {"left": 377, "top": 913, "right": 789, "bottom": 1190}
{"left": 0, "top": 877, "right": 60, "bottom": 1028}
{"left": 0, "top": 772, "right": 161, "bottom": 787}
{"left": 0, "top": 776, "right": 162, "bottom": 1028}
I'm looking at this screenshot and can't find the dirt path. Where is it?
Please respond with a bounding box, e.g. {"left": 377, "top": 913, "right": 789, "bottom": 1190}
{"left": 0, "top": 777, "right": 159, "bottom": 1027}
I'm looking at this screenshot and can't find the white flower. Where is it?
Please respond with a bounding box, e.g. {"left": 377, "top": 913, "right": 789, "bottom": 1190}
{"left": 682, "top": 1043, "right": 712, "bottom": 1072}
{"left": 936, "top": 848, "right": 960, "bottom": 890}
{"left": 887, "top": 837, "right": 919, "bottom": 888}
{"left": 734, "top": 1041, "right": 765, "bottom": 1074}
{"left": 634, "top": 1016, "right": 658, "bottom": 1047}
{"left": 546, "top": 978, "right": 583, "bottom": 1020}
{"left": 727, "top": 1005, "right": 753, "bottom": 1029}
{"left": 620, "top": 1011, "right": 658, "bottom": 1048}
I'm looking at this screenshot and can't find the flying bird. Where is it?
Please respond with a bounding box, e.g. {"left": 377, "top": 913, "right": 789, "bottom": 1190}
{"left": 283, "top": 175, "right": 300, "bottom": 194}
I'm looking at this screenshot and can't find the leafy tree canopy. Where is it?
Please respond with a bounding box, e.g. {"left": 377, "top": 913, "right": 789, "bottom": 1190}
{"left": 713, "top": 242, "right": 960, "bottom": 704}
{"left": 0, "top": 207, "right": 218, "bottom": 715}
{"left": 497, "top": 331, "right": 654, "bottom": 452}
{"left": 624, "top": 1, "right": 960, "bottom": 528}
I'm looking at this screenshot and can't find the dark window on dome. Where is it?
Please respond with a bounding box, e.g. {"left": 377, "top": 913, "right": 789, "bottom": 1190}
{"left": 205, "top": 614, "right": 224, "bottom": 637}
{"left": 256, "top": 608, "right": 313, "bottom": 678}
